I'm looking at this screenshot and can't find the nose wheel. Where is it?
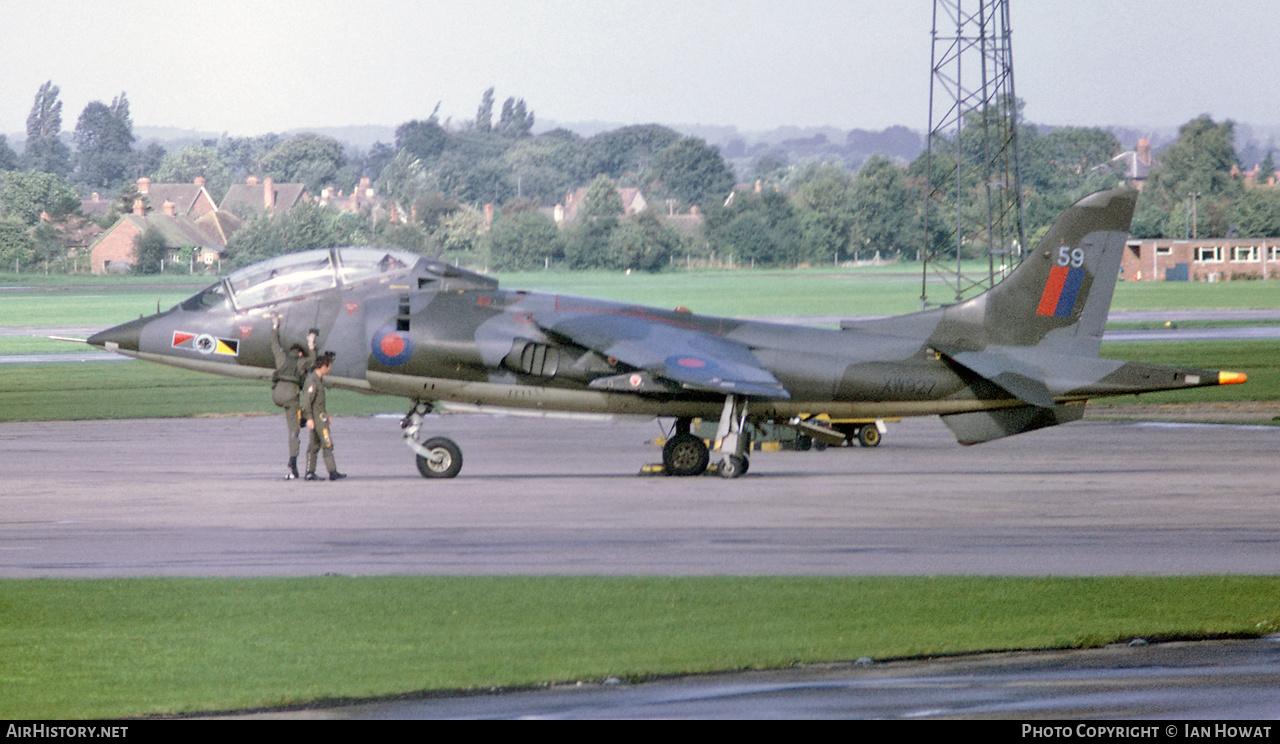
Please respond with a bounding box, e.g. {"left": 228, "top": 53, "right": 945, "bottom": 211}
{"left": 402, "top": 402, "right": 463, "bottom": 478}
{"left": 415, "top": 437, "right": 463, "bottom": 478}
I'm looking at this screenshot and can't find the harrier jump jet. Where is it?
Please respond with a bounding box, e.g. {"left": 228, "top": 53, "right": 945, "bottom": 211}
{"left": 87, "top": 187, "right": 1245, "bottom": 478}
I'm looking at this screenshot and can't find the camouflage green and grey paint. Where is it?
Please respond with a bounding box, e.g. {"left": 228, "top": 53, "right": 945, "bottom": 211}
{"left": 88, "top": 188, "right": 1244, "bottom": 448}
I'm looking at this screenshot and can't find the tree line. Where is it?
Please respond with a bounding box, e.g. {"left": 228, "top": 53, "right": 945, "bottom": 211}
{"left": 1, "top": 80, "right": 1278, "bottom": 275}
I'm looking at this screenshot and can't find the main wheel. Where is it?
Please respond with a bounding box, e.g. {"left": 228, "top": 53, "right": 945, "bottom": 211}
{"left": 857, "top": 425, "right": 882, "bottom": 448}
{"left": 416, "top": 436, "right": 463, "bottom": 478}
{"left": 662, "top": 433, "right": 709, "bottom": 477}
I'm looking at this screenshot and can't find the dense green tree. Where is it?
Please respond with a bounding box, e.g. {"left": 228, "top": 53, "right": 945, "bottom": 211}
{"left": 563, "top": 175, "right": 622, "bottom": 268}
{"left": 23, "top": 81, "right": 71, "bottom": 177}
{"left": 1150, "top": 115, "right": 1240, "bottom": 203}
{"left": 752, "top": 151, "right": 789, "bottom": 181}
{"left": 475, "top": 88, "right": 495, "bottom": 133}
{"left": 792, "top": 163, "right": 858, "bottom": 263}
{"left": 425, "top": 130, "right": 514, "bottom": 204}
{"left": 0, "top": 137, "right": 19, "bottom": 172}
{"left": 488, "top": 208, "right": 561, "bottom": 270}
{"left": 1142, "top": 115, "right": 1242, "bottom": 238}
{"left": 156, "top": 144, "right": 229, "bottom": 198}
{"left": 501, "top": 133, "right": 583, "bottom": 203}
{"left": 1257, "top": 151, "right": 1276, "bottom": 186}
{"left": 73, "top": 94, "right": 136, "bottom": 189}
{"left": 375, "top": 151, "right": 428, "bottom": 211}
{"left": 395, "top": 117, "right": 447, "bottom": 162}
{"left": 218, "top": 134, "right": 281, "bottom": 179}
{"left": 1229, "top": 188, "right": 1280, "bottom": 237}
{"left": 0, "top": 218, "right": 35, "bottom": 270}
{"left": 132, "top": 225, "right": 167, "bottom": 274}
{"left": 433, "top": 206, "right": 486, "bottom": 255}
{"left": 1040, "top": 127, "right": 1120, "bottom": 173}
{"left": 650, "top": 136, "right": 736, "bottom": 207}
{"left": 709, "top": 189, "right": 801, "bottom": 267}
{"left": 133, "top": 141, "right": 167, "bottom": 180}
{"left": 260, "top": 133, "right": 351, "bottom": 193}
{"left": 581, "top": 125, "right": 681, "bottom": 180}
{"left": 497, "top": 97, "right": 535, "bottom": 137}
{"left": 28, "top": 220, "right": 70, "bottom": 268}
{"left": 370, "top": 221, "right": 430, "bottom": 254}
{"left": 607, "top": 211, "right": 680, "bottom": 272}
{"left": 0, "top": 170, "right": 80, "bottom": 225}
{"left": 849, "top": 155, "right": 924, "bottom": 262}
{"left": 360, "top": 141, "right": 398, "bottom": 182}
{"left": 224, "top": 202, "right": 362, "bottom": 267}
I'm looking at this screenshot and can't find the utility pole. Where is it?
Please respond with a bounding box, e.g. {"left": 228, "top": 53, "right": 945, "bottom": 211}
{"left": 921, "top": 0, "right": 1025, "bottom": 307}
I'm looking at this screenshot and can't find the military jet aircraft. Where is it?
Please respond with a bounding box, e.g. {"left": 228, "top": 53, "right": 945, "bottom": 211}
{"left": 87, "top": 186, "right": 1245, "bottom": 478}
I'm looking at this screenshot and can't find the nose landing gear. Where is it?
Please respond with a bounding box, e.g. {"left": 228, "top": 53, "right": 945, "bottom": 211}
{"left": 402, "top": 402, "right": 463, "bottom": 478}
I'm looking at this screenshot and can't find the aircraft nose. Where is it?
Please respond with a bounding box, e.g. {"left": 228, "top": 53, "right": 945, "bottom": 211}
{"left": 87, "top": 316, "right": 149, "bottom": 353}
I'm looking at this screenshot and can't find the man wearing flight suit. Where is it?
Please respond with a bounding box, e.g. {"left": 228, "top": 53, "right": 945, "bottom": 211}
{"left": 270, "top": 318, "right": 316, "bottom": 480}
{"left": 302, "top": 351, "right": 346, "bottom": 481}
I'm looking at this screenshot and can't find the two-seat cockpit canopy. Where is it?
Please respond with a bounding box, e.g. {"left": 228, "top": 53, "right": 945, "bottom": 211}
{"left": 177, "top": 247, "right": 496, "bottom": 314}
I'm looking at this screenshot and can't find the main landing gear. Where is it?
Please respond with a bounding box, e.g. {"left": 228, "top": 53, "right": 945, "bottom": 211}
{"left": 662, "top": 419, "right": 710, "bottom": 477}
{"left": 401, "top": 402, "right": 463, "bottom": 478}
{"left": 661, "top": 395, "right": 753, "bottom": 479}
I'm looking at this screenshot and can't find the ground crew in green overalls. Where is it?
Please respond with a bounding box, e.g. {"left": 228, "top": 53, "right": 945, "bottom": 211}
{"left": 302, "top": 351, "right": 346, "bottom": 481}
{"left": 270, "top": 318, "right": 316, "bottom": 480}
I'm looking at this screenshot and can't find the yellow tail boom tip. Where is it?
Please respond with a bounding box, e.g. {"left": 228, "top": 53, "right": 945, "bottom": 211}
{"left": 1218, "top": 371, "right": 1248, "bottom": 385}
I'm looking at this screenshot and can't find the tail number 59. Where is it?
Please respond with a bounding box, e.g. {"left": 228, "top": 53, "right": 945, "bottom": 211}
{"left": 1058, "top": 246, "right": 1085, "bottom": 268}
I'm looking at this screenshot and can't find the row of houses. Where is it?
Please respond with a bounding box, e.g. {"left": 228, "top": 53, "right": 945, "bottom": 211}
{"left": 84, "top": 175, "right": 690, "bottom": 274}
{"left": 85, "top": 176, "right": 403, "bottom": 273}
{"left": 86, "top": 176, "right": 318, "bottom": 273}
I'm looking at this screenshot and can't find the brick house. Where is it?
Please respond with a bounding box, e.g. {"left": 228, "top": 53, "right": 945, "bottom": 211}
{"left": 220, "top": 176, "right": 309, "bottom": 218}
{"left": 1122, "top": 238, "right": 1280, "bottom": 282}
{"left": 88, "top": 198, "right": 239, "bottom": 274}
{"left": 81, "top": 177, "right": 220, "bottom": 220}
{"left": 135, "top": 176, "right": 219, "bottom": 219}
{"left": 551, "top": 185, "right": 648, "bottom": 226}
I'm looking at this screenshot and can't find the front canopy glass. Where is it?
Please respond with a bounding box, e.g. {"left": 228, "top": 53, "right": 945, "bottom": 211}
{"left": 209, "top": 248, "right": 422, "bottom": 310}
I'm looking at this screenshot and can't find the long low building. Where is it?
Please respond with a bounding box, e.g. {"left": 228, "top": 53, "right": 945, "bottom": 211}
{"left": 1122, "top": 238, "right": 1280, "bottom": 281}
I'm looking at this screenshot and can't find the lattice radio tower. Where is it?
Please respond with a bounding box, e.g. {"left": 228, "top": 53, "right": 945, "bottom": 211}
{"left": 922, "top": 0, "right": 1026, "bottom": 307}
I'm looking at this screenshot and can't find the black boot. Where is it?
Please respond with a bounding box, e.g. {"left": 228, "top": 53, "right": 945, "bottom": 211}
{"left": 286, "top": 457, "right": 299, "bottom": 480}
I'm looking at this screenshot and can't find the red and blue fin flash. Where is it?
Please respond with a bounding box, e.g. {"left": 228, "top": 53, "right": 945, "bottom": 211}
{"left": 1037, "top": 265, "right": 1086, "bottom": 318}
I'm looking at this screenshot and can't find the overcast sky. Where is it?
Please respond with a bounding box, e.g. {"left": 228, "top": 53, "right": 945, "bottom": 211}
{"left": 2, "top": 0, "right": 1276, "bottom": 139}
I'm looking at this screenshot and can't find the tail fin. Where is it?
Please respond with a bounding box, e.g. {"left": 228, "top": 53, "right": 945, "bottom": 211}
{"left": 928, "top": 187, "right": 1137, "bottom": 445}
{"left": 931, "top": 186, "right": 1138, "bottom": 358}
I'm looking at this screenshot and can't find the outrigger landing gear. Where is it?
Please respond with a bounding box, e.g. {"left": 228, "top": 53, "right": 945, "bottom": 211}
{"left": 401, "top": 402, "right": 463, "bottom": 478}
{"left": 712, "top": 395, "right": 751, "bottom": 479}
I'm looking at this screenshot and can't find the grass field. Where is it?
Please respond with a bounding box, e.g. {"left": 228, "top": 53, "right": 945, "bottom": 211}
{"left": 4, "top": 575, "right": 1279, "bottom": 719}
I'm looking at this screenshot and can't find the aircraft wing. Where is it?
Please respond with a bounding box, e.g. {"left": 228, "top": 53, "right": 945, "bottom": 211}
{"left": 536, "top": 309, "right": 790, "bottom": 399}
